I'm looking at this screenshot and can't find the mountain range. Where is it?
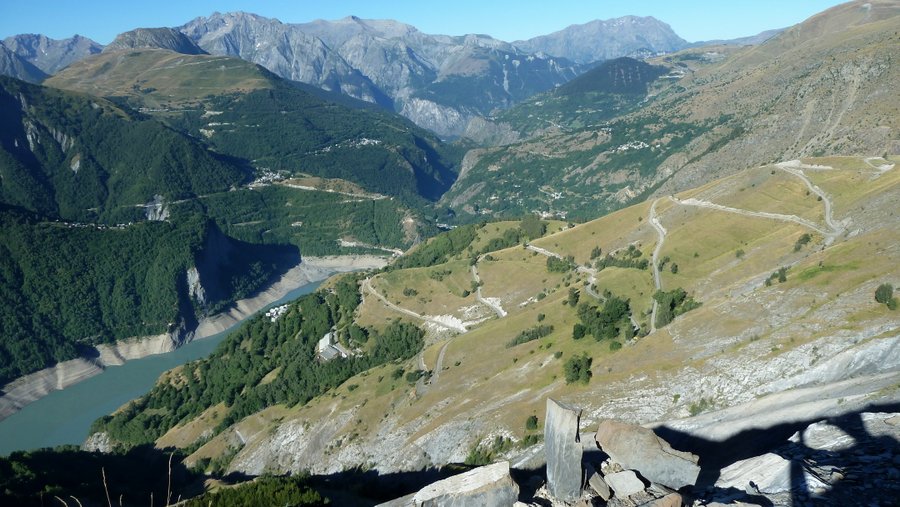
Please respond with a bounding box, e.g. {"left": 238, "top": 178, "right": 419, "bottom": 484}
{"left": 1, "top": 12, "right": 693, "bottom": 137}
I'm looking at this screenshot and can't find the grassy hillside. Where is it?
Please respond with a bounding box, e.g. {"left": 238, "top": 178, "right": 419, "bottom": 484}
{"left": 86, "top": 156, "right": 898, "bottom": 477}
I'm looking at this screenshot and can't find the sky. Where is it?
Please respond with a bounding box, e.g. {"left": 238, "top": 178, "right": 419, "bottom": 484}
{"left": 1, "top": 0, "right": 847, "bottom": 45}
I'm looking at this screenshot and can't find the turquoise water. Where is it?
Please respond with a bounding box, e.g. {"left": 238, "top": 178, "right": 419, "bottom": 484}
{"left": 0, "top": 280, "right": 324, "bottom": 456}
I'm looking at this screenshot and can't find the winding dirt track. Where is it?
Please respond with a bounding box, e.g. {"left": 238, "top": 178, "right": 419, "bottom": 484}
{"left": 648, "top": 199, "right": 667, "bottom": 333}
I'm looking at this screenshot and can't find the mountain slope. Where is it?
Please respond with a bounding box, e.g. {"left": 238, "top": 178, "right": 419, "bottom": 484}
{"left": 514, "top": 16, "right": 688, "bottom": 63}
{"left": 2, "top": 34, "right": 102, "bottom": 74}
{"left": 0, "top": 76, "right": 246, "bottom": 222}
{"left": 103, "top": 27, "right": 206, "bottom": 55}
{"left": 0, "top": 44, "right": 47, "bottom": 83}
{"left": 446, "top": 0, "right": 900, "bottom": 220}
{"left": 87, "top": 155, "right": 900, "bottom": 479}
{"left": 45, "top": 49, "right": 460, "bottom": 204}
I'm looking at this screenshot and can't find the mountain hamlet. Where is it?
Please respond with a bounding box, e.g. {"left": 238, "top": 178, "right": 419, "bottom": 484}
{"left": 0, "top": 0, "right": 898, "bottom": 505}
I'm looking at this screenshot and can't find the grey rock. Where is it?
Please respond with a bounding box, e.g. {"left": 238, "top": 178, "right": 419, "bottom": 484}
{"left": 595, "top": 419, "right": 700, "bottom": 489}
{"left": 545, "top": 398, "right": 584, "bottom": 502}
{"left": 588, "top": 471, "right": 612, "bottom": 501}
{"left": 716, "top": 452, "right": 828, "bottom": 495}
{"left": 604, "top": 470, "right": 646, "bottom": 498}
{"left": 377, "top": 461, "right": 519, "bottom": 507}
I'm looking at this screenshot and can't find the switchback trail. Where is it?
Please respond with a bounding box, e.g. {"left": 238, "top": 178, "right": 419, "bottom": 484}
{"left": 361, "top": 277, "right": 466, "bottom": 333}
{"left": 471, "top": 263, "right": 507, "bottom": 317}
{"left": 649, "top": 199, "right": 667, "bottom": 333}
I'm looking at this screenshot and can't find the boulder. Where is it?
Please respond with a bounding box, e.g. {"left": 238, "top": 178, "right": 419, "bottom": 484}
{"left": 378, "top": 461, "right": 519, "bottom": 506}
{"left": 587, "top": 469, "right": 611, "bottom": 501}
{"left": 595, "top": 419, "right": 700, "bottom": 489}
{"left": 640, "top": 492, "right": 682, "bottom": 507}
{"left": 545, "top": 398, "right": 584, "bottom": 502}
{"left": 604, "top": 470, "right": 646, "bottom": 498}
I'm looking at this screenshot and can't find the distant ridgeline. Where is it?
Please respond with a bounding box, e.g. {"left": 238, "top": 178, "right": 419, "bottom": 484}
{"left": 0, "top": 64, "right": 459, "bottom": 381}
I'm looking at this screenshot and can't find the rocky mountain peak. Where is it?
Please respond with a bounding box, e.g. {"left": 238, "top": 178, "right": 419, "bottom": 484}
{"left": 514, "top": 15, "right": 689, "bottom": 63}
{"left": 1, "top": 33, "right": 102, "bottom": 74}
{"left": 103, "top": 27, "right": 206, "bottom": 55}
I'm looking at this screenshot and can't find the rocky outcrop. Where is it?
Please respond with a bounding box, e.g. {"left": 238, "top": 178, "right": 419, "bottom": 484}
{"left": 544, "top": 398, "right": 583, "bottom": 502}
{"left": 594, "top": 419, "right": 700, "bottom": 489}
{"left": 378, "top": 461, "right": 519, "bottom": 507}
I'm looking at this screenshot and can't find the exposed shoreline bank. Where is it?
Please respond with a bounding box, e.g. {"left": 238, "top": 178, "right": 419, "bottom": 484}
{"left": 0, "top": 255, "right": 388, "bottom": 421}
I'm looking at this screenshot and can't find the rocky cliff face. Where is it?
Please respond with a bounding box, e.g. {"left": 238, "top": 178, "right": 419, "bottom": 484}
{"left": 1, "top": 34, "right": 102, "bottom": 75}
{"left": 178, "top": 12, "right": 583, "bottom": 137}
{"left": 513, "top": 16, "right": 688, "bottom": 64}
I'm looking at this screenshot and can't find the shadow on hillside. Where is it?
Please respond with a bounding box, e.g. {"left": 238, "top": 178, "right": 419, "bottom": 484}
{"left": 303, "top": 463, "right": 551, "bottom": 506}
{"left": 0, "top": 444, "right": 204, "bottom": 507}
{"left": 653, "top": 401, "right": 900, "bottom": 507}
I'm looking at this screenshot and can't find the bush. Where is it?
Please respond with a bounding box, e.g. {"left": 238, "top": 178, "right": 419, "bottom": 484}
{"left": 563, "top": 353, "right": 592, "bottom": 384}
{"left": 546, "top": 256, "right": 575, "bottom": 273}
{"left": 525, "top": 415, "right": 539, "bottom": 431}
{"left": 572, "top": 323, "right": 586, "bottom": 340}
{"left": 507, "top": 325, "right": 555, "bottom": 347}
{"left": 875, "top": 283, "right": 897, "bottom": 310}
{"left": 794, "top": 233, "right": 812, "bottom": 252}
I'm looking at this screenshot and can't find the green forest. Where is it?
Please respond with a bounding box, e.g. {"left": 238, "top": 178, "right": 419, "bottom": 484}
{"left": 171, "top": 86, "right": 460, "bottom": 203}
{"left": 0, "top": 76, "right": 247, "bottom": 223}
{"left": 0, "top": 207, "right": 295, "bottom": 385}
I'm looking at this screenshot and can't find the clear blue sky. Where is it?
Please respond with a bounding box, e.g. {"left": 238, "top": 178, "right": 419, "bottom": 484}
{"left": 1, "top": 0, "right": 847, "bottom": 44}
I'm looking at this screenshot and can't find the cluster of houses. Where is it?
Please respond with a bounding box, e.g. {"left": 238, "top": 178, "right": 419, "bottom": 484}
{"left": 264, "top": 304, "right": 288, "bottom": 322}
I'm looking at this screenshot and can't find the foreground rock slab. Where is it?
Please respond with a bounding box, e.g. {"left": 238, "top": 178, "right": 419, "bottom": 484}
{"left": 377, "top": 461, "right": 519, "bottom": 506}
{"left": 604, "top": 470, "right": 646, "bottom": 498}
{"left": 545, "top": 398, "right": 584, "bottom": 502}
{"left": 595, "top": 419, "right": 700, "bottom": 489}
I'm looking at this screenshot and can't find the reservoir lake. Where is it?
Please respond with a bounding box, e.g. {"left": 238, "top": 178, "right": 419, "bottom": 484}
{"left": 0, "top": 279, "right": 324, "bottom": 455}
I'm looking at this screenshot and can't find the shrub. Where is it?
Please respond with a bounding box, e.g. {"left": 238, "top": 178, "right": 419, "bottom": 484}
{"left": 793, "top": 233, "right": 812, "bottom": 252}
{"left": 525, "top": 415, "right": 539, "bottom": 431}
{"left": 876, "top": 283, "right": 897, "bottom": 310}
{"left": 563, "top": 353, "right": 592, "bottom": 384}
{"left": 572, "top": 323, "right": 586, "bottom": 340}
{"left": 507, "top": 325, "right": 555, "bottom": 347}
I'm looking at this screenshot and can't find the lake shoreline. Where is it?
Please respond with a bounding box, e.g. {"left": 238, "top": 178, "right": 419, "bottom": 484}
{"left": 0, "top": 255, "right": 389, "bottom": 422}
